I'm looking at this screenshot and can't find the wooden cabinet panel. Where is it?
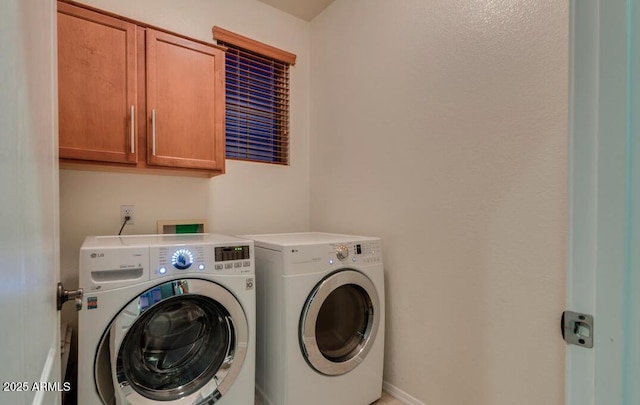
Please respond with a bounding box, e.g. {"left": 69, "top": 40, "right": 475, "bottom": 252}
{"left": 57, "top": 3, "right": 137, "bottom": 164}
{"left": 146, "top": 30, "right": 225, "bottom": 171}
{"left": 57, "top": 2, "right": 225, "bottom": 176}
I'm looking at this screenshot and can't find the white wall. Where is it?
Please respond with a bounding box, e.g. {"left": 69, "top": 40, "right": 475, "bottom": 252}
{"left": 310, "top": 1, "right": 568, "bottom": 404}
{"left": 58, "top": 0, "right": 310, "bottom": 384}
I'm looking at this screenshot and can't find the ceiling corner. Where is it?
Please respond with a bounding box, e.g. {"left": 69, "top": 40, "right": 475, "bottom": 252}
{"left": 257, "top": 0, "right": 336, "bottom": 21}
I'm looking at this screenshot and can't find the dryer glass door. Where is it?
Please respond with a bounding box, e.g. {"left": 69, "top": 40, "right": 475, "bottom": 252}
{"left": 300, "top": 270, "right": 380, "bottom": 376}
{"left": 96, "top": 279, "right": 248, "bottom": 404}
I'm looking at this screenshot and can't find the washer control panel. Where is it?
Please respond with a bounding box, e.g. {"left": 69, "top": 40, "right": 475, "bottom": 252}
{"left": 80, "top": 235, "right": 255, "bottom": 290}
{"left": 154, "top": 245, "right": 208, "bottom": 276}
{"left": 150, "top": 243, "right": 253, "bottom": 279}
{"left": 215, "top": 245, "right": 250, "bottom": 262}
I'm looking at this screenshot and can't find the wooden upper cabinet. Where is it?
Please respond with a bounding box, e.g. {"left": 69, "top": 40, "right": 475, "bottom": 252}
{"left": 57, "top": 3, "right": 138, "bottom": 164}
{"left": 146, "top": 30, "right": 225, "bottom": 171}
{"left": 56, "top": 2, "right": 225, "bottom": 176}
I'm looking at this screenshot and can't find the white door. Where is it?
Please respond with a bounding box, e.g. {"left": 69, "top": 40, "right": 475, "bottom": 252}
{"left": 0, "top": 1, "right": 61, "bottom": 404}
{"left": 567, "top": 0, "right": 640, "bottom": 404}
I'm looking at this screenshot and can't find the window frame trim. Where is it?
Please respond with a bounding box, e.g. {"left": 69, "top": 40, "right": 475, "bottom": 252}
{"left": 212, "top": 26, "right": 296, "bottom": 66}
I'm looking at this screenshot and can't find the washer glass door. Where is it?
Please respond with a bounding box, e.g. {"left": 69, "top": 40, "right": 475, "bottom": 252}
{"left": 95, "top": 279, "right": 248, "bottom": 404}
{"left": 300, "top": 270, "right": 380, "bottom": 376}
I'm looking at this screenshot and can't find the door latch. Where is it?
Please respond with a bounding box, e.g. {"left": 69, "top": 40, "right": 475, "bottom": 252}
{"left": 57, "top": 282, "right": 83, "bottom": 311}
{"left": 561, "top": 311, "right": 593, "bottom": 348}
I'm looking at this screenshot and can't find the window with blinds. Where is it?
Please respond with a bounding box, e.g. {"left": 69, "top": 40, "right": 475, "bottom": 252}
{"left": 213, "top": 27, "right": 296, "bottom": 165}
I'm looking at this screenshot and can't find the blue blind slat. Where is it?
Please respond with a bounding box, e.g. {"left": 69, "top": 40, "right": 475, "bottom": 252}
{"left": 218, "top": 40, "right": 290, "bottom": 164}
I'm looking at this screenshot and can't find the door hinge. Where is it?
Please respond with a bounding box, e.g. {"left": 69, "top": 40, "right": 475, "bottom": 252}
{"left": 561, "top": 311, "right": 593, "bottom": 348}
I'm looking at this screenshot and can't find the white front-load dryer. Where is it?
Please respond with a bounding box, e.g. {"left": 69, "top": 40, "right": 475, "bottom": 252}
{"left": 241, "top": 232, "right": 385, "bottom": 405}
{"left": 77, "top": 234, "right": 255, "bottom": 405}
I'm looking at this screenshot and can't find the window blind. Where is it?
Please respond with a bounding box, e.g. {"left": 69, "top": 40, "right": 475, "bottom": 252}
{"left": 213, "top": 27, "right": 295, "bottom": 165}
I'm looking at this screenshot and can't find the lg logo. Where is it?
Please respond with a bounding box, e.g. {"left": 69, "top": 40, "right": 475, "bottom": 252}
{"left": 90, "top": 252, "right": 105, "bottom": 258}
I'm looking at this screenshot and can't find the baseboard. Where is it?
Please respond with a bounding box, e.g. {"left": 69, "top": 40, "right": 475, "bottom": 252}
{"left": 382, "top": 381, "right": 426, "bottom": 405}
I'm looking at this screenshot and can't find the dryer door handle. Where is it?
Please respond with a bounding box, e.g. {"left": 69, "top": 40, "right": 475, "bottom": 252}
{"left": 57, "top": 282, "right": 83, "bottom": 311}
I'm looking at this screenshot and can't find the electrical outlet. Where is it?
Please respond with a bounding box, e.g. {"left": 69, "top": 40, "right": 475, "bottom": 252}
{"left": 120, "top": 205, "right": 135, "bottom": 225}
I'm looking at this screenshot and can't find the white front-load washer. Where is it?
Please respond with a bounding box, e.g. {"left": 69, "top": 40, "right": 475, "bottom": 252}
{"left": 241, "top": 232, "right": 385, "bottom": 405}
{"left": 77, "top": 234, "right": 255, "bottom": 405}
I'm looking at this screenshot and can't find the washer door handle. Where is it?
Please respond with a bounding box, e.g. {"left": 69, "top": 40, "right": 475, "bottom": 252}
{"left": 57, "top": 282, "right": 83, "bottom": 311}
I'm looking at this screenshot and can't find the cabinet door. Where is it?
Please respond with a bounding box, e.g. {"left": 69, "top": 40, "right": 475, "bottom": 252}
{"left": 57, "top": 3, "right": 137, "bottom": 164}
{"left": 146, "top": 29, "right": 225, "bottom": 170}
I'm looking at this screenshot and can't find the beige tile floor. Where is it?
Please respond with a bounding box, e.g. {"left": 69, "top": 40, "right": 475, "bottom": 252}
{"left": 255, "top": 390, "right": 404, "bottom": 404}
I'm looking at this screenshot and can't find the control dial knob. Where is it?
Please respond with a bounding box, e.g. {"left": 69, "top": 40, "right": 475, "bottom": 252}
{"left": 172, "top": 248, "right": 194, "bottom": 270}
{"left": 335, "top": 245, "right": 349, "bottom": 261}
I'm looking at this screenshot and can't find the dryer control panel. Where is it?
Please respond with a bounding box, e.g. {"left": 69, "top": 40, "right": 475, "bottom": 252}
{"left": 329, "top": 240, "right": 382, "bottom": 265}
{"left": 351, "top": 241, "right": 382, "bottom": 264}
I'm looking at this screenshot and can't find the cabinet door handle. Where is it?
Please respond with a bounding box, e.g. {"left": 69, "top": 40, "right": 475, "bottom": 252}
{"left": 152, "top": 109, "right": 156, "bottom": 156}
{"left": 130, "top": 105, "right": 135, "bottom": 154}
